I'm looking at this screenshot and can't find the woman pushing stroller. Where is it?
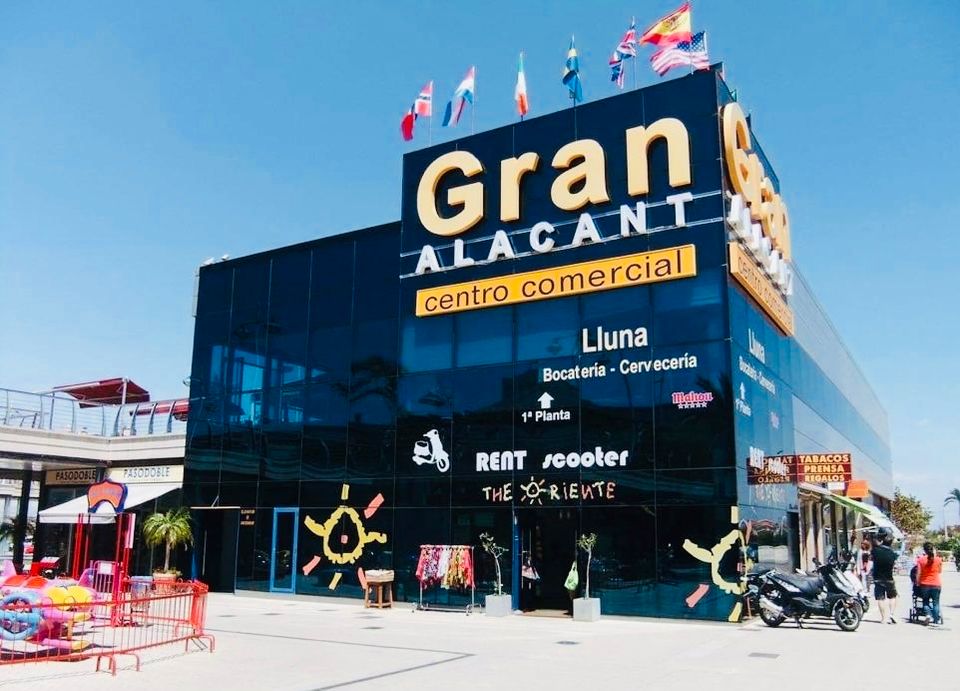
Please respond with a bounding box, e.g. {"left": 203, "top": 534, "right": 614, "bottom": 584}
{"left": 910, "top": 542, "right": 943, "bottom": 626}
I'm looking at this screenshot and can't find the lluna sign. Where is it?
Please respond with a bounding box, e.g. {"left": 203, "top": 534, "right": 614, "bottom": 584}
{"left": 399, "top": 71, "right": 795, "bottom": 336}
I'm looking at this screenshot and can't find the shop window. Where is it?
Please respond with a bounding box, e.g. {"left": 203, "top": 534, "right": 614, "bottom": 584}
{"left": 392, "top": 508, "right": 452, "bottom": 604}
{"left": 655, "top": 505, "right": 740, "bottom": 621}
{"left": 580, "top": 506, "right": 658, "bottom": 616}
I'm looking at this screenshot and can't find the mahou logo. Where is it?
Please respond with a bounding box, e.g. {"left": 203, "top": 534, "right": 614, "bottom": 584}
{"left": 671, "top": 391, "right": 714, "bottom": 409}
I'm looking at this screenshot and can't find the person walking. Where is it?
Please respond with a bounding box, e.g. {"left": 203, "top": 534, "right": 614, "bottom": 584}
{"left": 856, "top": 538, "right": 872, "bottom": 592}
{"left": 916, "top": 542, "right": 943, "bottom": 625}
{"left": 871, "top": 532, "right": 899, "bottom": 624}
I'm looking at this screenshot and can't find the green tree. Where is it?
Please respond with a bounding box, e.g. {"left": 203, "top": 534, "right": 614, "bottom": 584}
{"left": 891, "top": 489, "right": 932, "bottom": 538}
{"left": 142, "top": 508, "right": 193, "bottom": 573}
{"left": 945, "top": 489, "right": 960, "bottom": 527}
{"left": 0, "top": 518, "right": 35, "bottom": 545}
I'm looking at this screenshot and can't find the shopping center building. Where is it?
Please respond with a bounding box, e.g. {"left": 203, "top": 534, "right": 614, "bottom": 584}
{"left": 184, "top": 67, "right": 893, "bottom": 621}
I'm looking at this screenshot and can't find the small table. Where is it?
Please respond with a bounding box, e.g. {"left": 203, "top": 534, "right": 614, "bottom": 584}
{"left": 363, "top": 570, "right": 394, "bottom": 609}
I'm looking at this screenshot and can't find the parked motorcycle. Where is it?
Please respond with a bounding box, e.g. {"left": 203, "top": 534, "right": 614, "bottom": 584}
{"left": 757, "top": 557, "right": 864, "bottom": 632}
{"left": 745, "top": 568, "right": 772, "bottom": 616}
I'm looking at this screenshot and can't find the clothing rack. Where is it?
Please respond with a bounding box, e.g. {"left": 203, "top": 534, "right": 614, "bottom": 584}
{"left": 414, "top": 544, "right": 476, "bottom": 615}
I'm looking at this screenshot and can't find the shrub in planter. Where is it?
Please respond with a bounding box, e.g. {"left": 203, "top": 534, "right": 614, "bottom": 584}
{"left": 573, "top": 533, "right": 600, "bottom": 622}
{"left": 480, "top": 532, "right": 512, "bottom": 617}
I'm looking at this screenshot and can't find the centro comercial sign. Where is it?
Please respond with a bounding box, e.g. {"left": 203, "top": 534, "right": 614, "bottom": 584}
{"left": 404, "top": 97, "right": 794, "bottom": 333}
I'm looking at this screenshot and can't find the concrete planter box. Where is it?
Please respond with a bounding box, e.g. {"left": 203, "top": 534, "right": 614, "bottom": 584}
{"left": 573, "top": 597, "right": 601, "bottom": 622}
{"left": 484, "top": 594, "right": 513, "bottom": 617}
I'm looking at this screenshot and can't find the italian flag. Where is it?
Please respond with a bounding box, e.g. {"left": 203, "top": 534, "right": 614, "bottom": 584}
{"left": 515, "top": 52, "right": 529, "bottom": 117}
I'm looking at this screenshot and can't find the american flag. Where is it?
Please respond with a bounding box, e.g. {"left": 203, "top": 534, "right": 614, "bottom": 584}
{"left": 650, "top": 31, "right": 709, "bottom": 76}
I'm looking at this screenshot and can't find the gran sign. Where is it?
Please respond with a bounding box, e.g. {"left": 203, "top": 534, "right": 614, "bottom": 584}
{"left": 411, "top": 117, "right": 693, "bottom": 276}
{"left": 407, "top": 95, "right": 795, "bottom": 330}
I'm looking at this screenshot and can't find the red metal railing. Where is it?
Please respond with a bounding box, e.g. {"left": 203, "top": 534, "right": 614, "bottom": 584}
{"left": 0, "top": 578, "right": 214, "bottom": 675}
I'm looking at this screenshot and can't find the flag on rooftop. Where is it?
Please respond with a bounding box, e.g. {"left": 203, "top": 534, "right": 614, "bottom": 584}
{"left": 442, "top": 67, "right": 475, "bottom": 127}
{"left": 401, "top": 81, "right": 433, "bottom": 141}
{"left": 400, "top": 104, "right": 416, "bottom": 141}
{"left": 414, "top": 81, "right": 433, "bottom": 117}
{"left": 650, "top": 31, "right": 709, "bottom": 76}
{"left": 609, "top": 19, "right": 638, "bottom": 89}
{"left": 515, "top": 52, "right": 529, "bottom": 117}
{"left": 639, "top": 2, "right": 692, "bottom": 47}
{"left": 562, "top": 37, "right": 583, "bottom": 103}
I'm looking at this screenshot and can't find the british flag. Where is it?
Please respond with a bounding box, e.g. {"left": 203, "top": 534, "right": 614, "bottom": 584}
{"left": 609, "top": 20, "right": 638, "bottom": 89}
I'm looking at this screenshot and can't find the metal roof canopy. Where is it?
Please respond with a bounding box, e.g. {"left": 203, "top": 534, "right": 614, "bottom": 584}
{"left": 52, "top": 378, "right": 150, "bottom": 407}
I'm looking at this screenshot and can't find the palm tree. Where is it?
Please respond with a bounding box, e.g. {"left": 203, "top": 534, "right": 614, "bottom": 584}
{"left": 945, "top": 489, "right": 960, "bottom": 536}
{"left": 142, "top": 508, "right": 193, "bottom": 573}
{"left": 0, "top": 518, "right": 35, "bottom": 545}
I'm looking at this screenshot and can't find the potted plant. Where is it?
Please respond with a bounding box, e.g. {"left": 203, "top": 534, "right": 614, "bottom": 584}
{"left": 479, "top": 532, "right": 512, "bottom": 617}
{"left": 143, "top": 508, "right": 193, "bottom": 589}
{"left": 573, "top": 533, "right": 600, "bottom": 622}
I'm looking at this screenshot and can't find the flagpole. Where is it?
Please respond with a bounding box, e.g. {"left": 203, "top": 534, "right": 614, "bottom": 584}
{"left": 703, "top": 30, "right": 710, "bottom": 74}
{"left": 519, "top": 51, "right": 524, "bottom": 122}
{"left": 632, "top": 17, "right": 639, "bottom": 91}
{"left": 689, "top": 1, "right": 695, "bottom": 75}
{"left": 571, "top": 34, "right": 577, "bottom": 111}
{"left": 471, "top": 67, "right": 477, "bottom": 135}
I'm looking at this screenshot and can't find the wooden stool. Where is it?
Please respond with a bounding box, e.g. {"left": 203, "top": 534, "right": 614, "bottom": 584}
{"left": 363, "top": 570, "right": 394, "bottom": 609}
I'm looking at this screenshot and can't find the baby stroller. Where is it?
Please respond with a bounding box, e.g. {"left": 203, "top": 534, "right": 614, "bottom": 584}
{"left": 907, "top": 564, "right": 923, "bottom": 623}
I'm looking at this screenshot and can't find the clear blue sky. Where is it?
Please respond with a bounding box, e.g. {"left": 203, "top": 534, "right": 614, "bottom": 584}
{"left": 2, "top": 2, "right": 958, "bottom": 521}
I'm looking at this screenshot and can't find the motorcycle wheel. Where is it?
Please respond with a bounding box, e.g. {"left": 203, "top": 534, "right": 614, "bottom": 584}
{"left": 834, "top": 601, "right": 863, "bottom": 632}
{"left": 758, "top": 600, "right": 786, "bottom": 628}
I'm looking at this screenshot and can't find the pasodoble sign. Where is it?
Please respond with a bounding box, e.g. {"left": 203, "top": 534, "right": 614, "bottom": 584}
{"left": 45, "top": 468, "right": 98, "bottom": 486}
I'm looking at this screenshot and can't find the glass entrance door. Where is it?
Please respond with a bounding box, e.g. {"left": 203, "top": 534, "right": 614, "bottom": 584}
{"left": 269, "top": 507, "right": 299, "bottom": 593}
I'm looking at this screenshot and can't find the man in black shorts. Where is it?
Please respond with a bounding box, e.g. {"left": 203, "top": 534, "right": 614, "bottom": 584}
{"left": 872, "top": 532, "right": 899, "bottom": 624}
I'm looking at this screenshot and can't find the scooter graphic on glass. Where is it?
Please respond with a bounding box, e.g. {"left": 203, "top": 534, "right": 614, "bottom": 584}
{"left": 412, "top": 429, "right": 450, "bottom": 473}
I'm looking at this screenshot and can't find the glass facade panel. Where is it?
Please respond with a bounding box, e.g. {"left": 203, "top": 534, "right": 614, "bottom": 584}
{"left": 185, "top": 69, "right": 890, "bottom": 623}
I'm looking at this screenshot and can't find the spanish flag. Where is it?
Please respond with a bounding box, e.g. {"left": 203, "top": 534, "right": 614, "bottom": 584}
{"left": 639, "top": 2, "right": 692, "bottom": 47}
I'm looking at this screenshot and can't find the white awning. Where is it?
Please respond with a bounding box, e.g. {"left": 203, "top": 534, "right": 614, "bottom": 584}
{"left": 864, "top": 505, "right": 905, "bottom": 540}
{"left": 38, "top": 482, "right": 180, "bottom": 524}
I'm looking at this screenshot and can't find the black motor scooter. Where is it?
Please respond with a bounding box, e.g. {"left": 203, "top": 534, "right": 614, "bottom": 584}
{"left": 757, "top": 557, "right": 864, "bottom": 632}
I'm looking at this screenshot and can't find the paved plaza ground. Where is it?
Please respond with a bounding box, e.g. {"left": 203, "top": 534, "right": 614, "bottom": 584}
{"left": 2, "top": 571, "right": 957, "bottom": 690}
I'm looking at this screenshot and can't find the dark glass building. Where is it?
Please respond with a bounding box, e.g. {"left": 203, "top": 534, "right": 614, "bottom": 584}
{"left": 184, "top": 67, "right": 891, "bottom": 622}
